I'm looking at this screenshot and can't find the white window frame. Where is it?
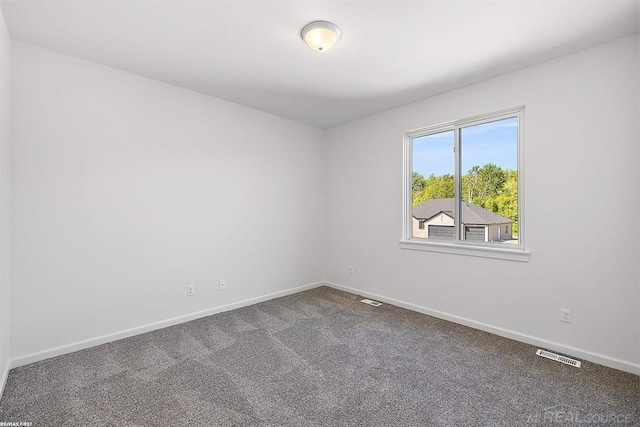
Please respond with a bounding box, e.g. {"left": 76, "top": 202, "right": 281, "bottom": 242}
{"left": 400, "top": 106, "right": 530, "bottom": 262}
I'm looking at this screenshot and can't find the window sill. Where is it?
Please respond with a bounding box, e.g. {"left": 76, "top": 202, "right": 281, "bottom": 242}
{"left": 399, "top": 240, "right": 530, "bottom": 262}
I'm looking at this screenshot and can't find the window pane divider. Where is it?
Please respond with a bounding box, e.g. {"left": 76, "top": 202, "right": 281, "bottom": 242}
{"left": 453, "top": 127, "right": 461, "bottom": 241}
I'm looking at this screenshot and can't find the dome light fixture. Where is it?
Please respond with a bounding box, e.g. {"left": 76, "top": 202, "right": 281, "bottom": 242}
{"left": 301, "top": 21, "right": 341, "bottom": 52}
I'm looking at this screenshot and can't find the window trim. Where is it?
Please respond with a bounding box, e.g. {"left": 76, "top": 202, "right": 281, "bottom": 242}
{"left": 401, "top": 106, "right": 529, "bottom": 262}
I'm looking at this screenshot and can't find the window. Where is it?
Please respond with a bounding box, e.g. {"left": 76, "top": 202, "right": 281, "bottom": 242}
{"left": 402, "top": 107, "right": 528, "bottom": 261}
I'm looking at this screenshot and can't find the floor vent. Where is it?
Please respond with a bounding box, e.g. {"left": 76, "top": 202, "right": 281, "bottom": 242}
{"left": 360, "top": 299, "right": 382, "bottom": 307}
{"left": 536, "top": 349, "right": 582, "bottom": 368}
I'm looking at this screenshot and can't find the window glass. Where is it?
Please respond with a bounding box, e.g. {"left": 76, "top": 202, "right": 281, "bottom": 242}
{"left": 411, "top": 130, "right": 455, "bottom": 239}
{"left": 460, "top": 117, "right": 519, "bottom": 244}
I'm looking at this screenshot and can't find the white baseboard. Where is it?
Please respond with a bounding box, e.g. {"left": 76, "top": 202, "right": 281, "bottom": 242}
{"left": 324, "top": 281, "right": 640, "bottom": 376}
{"left": 10, "top": 281, "right": 325, "bottom": 369}
{"left": 0, "top": 361, "right": 8, "bottom": 400}
{"left": 9, "top": 280, "right": 639, "bottom": 376}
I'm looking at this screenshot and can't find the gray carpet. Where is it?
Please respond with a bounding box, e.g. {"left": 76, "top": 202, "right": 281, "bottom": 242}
{"left": 0, "top": 286, "right": 638, "bottom": 426}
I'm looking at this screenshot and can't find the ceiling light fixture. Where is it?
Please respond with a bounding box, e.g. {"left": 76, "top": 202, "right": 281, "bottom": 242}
{"left": 301, "top": 21, "right": 341, "bottom": 52}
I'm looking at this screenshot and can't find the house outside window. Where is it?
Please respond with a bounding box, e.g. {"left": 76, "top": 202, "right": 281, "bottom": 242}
{"left": 401, "top": 107, "right": 528, "bottom": 261}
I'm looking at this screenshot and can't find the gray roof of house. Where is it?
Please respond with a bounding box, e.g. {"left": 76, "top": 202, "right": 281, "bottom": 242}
{"left": 413, "top": 198, "right": 512, "bottom": 225}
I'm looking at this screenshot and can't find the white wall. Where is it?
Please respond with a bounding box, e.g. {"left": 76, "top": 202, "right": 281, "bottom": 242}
{"left": 0, "top": 8, "right": 10, "bottom": 389}
{"left": 5, "top": 32, "right": 640, "bottom": 375}
{"left": 10, "top": 42, "right": 325, "bottom": 360}
{"left": 325, "top": 35, "right": 640, "bottom": 373}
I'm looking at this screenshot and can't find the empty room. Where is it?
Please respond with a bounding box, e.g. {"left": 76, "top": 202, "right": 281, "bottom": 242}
{"left": 0, "top": 0, "right": 639, "bottom": 426}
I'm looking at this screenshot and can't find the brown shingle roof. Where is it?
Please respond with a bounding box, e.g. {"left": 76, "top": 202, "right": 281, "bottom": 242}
{"left": 412, "top": 198, "right": 512, "bottom": 225}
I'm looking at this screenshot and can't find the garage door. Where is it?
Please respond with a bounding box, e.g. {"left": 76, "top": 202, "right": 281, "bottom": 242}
{"left": 465, "top": 226, "right": 485, "bottom": 242}
{"left": 428, "top": 225, "right": 454, "bottom": 240}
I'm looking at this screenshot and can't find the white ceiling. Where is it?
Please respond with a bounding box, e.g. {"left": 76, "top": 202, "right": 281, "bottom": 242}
{"left": 2, "top": 0, "right": 638, "bottom": 128}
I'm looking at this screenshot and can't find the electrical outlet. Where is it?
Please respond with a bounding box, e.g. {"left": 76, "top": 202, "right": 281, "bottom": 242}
{"left": 560, "top": 308, "right": 572, "bottom": 323}
{"left": 349, "top": 266, "right": 354, "bottom": 275}
{"left": 219, "top": 279, "right": 226, "bottom": 290}
{"left": 187, "top": 284, "right": 194, "bottom": 296}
